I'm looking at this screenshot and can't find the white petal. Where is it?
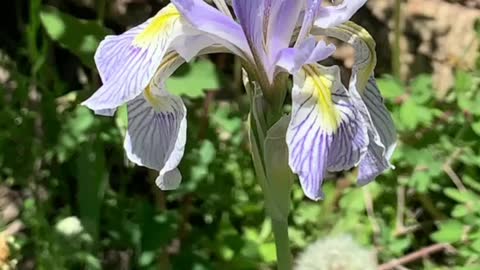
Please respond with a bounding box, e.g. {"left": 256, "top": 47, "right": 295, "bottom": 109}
{"left": 350, "top": 76, "right": 396, "bottom": 185}
{"left": 287, "top": 64, "right": 369, "bottom": 200}
{"left": 83, "top": 4, "right": 211, "bottom": 112}
{"left": 124, "top": 83, "right": 187, "bottom": 190}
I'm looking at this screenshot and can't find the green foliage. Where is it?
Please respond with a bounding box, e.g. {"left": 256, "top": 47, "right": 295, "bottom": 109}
{"left": 166, "top": 59, "right": 222, "bottom": 98}
{"left": 1, "top": 1, "right": 480, "bottom": 270}
{"left": 40, "top": 6, "right": 111, "bottom": 68}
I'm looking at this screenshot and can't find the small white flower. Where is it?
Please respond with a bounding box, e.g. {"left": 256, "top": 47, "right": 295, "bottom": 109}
{"left": 55, "top": 216, "right": 84, "bottom": 236}
{"left": 295, "top": 235, "right": 377, "bottom": 270}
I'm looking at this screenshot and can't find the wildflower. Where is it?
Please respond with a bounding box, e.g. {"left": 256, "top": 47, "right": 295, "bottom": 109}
{"left": 55, "top": 216, "right": 84, "bottom": 236}
{"left": 295, "top": 235, "right": 377, "bottom": 270}
{"left": 83, "top": 0, "right": 396, "bottom": 200}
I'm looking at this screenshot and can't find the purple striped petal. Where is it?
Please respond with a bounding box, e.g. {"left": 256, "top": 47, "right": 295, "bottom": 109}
{"left": 171, "top": 0, "right": 252, "bottom": 60}
{"left": 350, "top": 76, "right": 396, "bottom": 185}
{"left": 265, "top": 0, "right": 303, "bottom": 58}
{"left": 232, "top": 0, "right": 264, "bottom": 50}
{"left": 311, "top": 22, "right": 397, "bottom": 185}
{"left": 276, "top": 38, "right": 335, "bottom": 74}
{"left": 314, "top": 0, "right": 367, "bottom": 29}
{"left": 296, "top": 0, "right": 323, "bottom": 44}
{"left": 83, "top": 4, "right": 194, "bottom": 112}
{"left": 287, "top": 64, "right": 369, "bottom": 200}
{"left": 124, "top": 82, "right": 187, "bottom": 190}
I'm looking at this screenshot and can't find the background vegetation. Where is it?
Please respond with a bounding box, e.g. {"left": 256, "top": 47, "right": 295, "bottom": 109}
{"left": 0, "top": 0, "right": 479, "bottom": 269}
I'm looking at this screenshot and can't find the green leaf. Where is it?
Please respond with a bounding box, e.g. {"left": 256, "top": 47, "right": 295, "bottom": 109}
{"left": 399, "top": 100, "right": 433, "bottom": 130}
{"left": 410, "top": 171, "right": 431, "bottom": 193}
{"left": 376, "top": 75, "right": 404, "bottom": 99}
{"left": 411, "top": 74, "right": 433, "bottom": 104}
{"left": 166, "top": 60, "right": 221, "bottom": 98}
{"left": 444, "top": 188, "right": 473, "bottom": 203}
{"left": 76, "top": 140, "right": 108, "bottom": 240}
{"left": 263, "top": 115, "right": 294, "bottom": 221}
{"left": 455, "top": 70, "right": 474, "bottom": 93}
{"left": 431, "top": 220, "right": 464, "bottom": 243}
{"left": 471, "top": 238, "right": 480, "bottom": 252}
{"left": 259, "top": 242, "right": 277, "bottom": 263}
{"left": 199, "top": 140, "right": 216, "bottom": 165}
{"left": 472, "top": 122, "right": 480, "bottom": 136}
{"left": 452, "top": 205, "right": 469, "bottom": 218}
{"left": 40, "top": 6, "right": 111, "bottom": 68}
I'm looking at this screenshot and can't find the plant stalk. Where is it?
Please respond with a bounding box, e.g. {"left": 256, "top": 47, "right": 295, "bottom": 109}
{"left": 392, "top": 0, "right": 402, "bottom": 80}
{"left": 271, "top": 217, "right": 293, "bottom": 270}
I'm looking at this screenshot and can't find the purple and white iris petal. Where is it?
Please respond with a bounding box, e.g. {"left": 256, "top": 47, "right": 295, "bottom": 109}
{"left": 83, "top": 4, "right": 185, "bottom": 112}
{"left": 124, "top": 86, "right": 187, "bottom": 190}
{"left": 94, "top": 108, "right": 117, "bottom": 117}
{"left": 171, "top": 0, "right": 252, "bottom": 60}
{"left": 287, "top": 65, "right": 369, "bottom": 200}
{"left": 296, "top": 0, "right": 323, "bottom": 44}
{"left": 232, "top": 0, "right": 264, "bottom": 51}
{"left": 276, "top": 38, "right": 335, "bottom": 74}
{"left": 350, "top": 76, "right": 396, "bottom": 185}
{"left": 314, "top": 0, "right": 367, "bottom": 29}
{"left": 265, "top": 0, "right": 303, "bottom": 57}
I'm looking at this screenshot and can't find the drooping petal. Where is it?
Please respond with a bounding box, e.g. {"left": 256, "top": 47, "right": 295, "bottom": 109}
{"left": 276, "top": 38, "right": 335, "bottom": 74}
{"left": 287, "top": 64, "right": 369, "bottom": 200}
{"left": 83, "top": 4, "right": 197, "bottom": 112}
{"left": 314, "top": 0, "right": 367, "bottom": 29}
{"left": 171, "top": 0, "right": 252, "bottom": 60}
{"left": 313, "top": 21, "right": 377, "bottom": 91}
{"left": 124, "top": 82, "right": 187, "bottom": 190}
{"left": 312, "top": 21, "right": 397, "bottom": 184}
{"left": 350, "top": 76, "right": 396, "bottom": 185}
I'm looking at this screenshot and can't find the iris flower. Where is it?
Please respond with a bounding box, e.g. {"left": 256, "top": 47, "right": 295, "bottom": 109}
{"left": 83, "top": 0, "right": 396, "bottom": 200}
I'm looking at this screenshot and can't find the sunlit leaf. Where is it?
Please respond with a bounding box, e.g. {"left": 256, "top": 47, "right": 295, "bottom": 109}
{"left": 431, "top": 220, "right": 464, "bottom": 243}
{"left": 166, "top": 60, "right": 221, "bottom": 98}
{"left": 40, "top": 6, "right": 111, "bottom": 68}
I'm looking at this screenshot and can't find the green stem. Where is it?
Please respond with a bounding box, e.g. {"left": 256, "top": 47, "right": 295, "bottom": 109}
{"left": 392, "top": 0, "right": 402, "bottom": 80}
{"left": 271, "top": 218, "right": 293, "bottom": 270}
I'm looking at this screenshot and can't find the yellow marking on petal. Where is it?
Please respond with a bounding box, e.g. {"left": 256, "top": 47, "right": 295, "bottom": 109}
{"left": 144, "top": 84, "right": 173, "bottom": 112}
{"left": 312, "top": 21, "right": 377, "bottom": 92}
{"left": 303, "top": 65, "right": 341, "bottom": 134}
{"left": 339, "top": 22, "right": 376, "bottom": 91}
{"left": 144, "top": 52, "right": 181, "bottom": 112}
{"left": 133, "top": 4, "right": 180, "bottom": 47}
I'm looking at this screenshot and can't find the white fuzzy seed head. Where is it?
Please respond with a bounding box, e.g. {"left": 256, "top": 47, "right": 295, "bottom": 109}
{"left": 295, "top": 235, "right": 377, "bottom": 270}
{"left": 55, "top": 216, "right": 84, "bottom": 237}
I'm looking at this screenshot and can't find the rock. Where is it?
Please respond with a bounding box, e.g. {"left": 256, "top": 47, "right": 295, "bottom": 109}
{"left": 367, "top": 0, "right": 480, "bottom": 96}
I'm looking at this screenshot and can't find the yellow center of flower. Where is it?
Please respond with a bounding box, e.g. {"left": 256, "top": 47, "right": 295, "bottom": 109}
{"left": 133, "top": 4, "right": 180, "bottom": 47}
{"left": 303, "top": 65, "right": 341, "bottom": 134}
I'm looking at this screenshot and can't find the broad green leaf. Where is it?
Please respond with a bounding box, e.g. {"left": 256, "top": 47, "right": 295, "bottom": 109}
{"left": 40, "top": 6, "right": 111, "bottom": 68}
{"left": 166, "top": 60, "right": 221, "bottom": 98}
{"left": 411, "top": 74, "right": 433, "bottom": 104}
{"left": 472, "top": 238, "right": 480, "bottom": 252}
{"left": 431, "top": 220, "right": 464, "bottom": 243}
{"left": 455, "top": 70, "right": 474, "bottom": 93}
{"left": 376, "top": 75, "right": 404, "bottom": 99}
{"left": 199, "top": 140, "right": 216, "bottom": 165}
{"left": 259, "top": 242, "right": 277, "bottom": 263}
{"left": 399, "top": 100, "right": 433, "bottom": 130}
{"left": 444, "top": 188, "right": 475, "bottom": 204}
{"left": 411, "top": 171, "right": 431, "bottom": 193}
{"left": 452, "top": 205, "right": 469, "bottom": 218}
